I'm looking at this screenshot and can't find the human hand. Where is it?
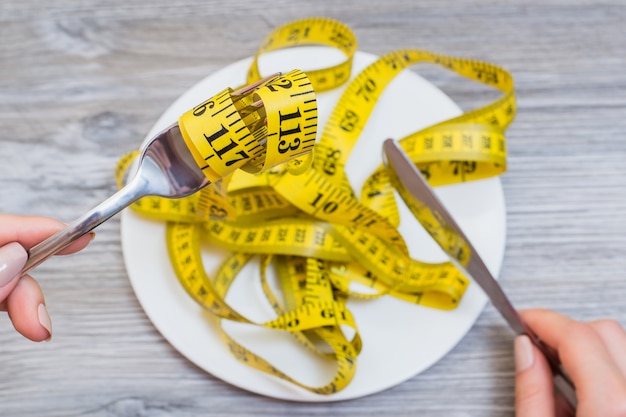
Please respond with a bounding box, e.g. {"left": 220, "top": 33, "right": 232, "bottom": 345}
{"left": 0, "top": 214, "right": 94, "bottom": 342}
{"left": 514, "top": 308, "right": 626, "bottom": 417}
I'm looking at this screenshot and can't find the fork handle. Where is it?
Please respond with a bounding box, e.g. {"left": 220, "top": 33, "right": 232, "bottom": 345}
{"left": 21, "top": 177, "right": 146, "bottom": 276}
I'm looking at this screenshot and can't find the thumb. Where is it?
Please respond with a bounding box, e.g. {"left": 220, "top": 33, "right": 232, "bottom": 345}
{"left": 514, "top": 335, "right": 555, "bottom": 417}
{"left": 0, "top": 242, "right": 28, "bottom": 302}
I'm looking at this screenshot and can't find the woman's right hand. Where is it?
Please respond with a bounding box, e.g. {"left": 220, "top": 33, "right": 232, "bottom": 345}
{"left": 514, "top": 308, "right": 626, "bottom": 417}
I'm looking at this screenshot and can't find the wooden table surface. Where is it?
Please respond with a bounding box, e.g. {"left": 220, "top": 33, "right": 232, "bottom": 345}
{"left": 1, "top": 1, "right": 625, "bottom": 416}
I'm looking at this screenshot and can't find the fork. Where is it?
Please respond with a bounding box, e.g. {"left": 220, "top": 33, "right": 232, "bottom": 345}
{"left": 21, "top": 76, "right": 274, "bottom": 276}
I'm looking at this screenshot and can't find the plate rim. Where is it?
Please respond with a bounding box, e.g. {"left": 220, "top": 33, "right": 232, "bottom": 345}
{"left": 120, "top": 49, "right": 507, "bottom": 401}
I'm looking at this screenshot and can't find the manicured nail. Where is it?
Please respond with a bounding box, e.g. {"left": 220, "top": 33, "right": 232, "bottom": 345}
{"left": 0, "top": 242, "right": 28, "bottom": 287}
{"left": 38, "top": 303, "right": 52, "bottom": 342}
{"left": 514, "top": 334, "right": 534, "bottom": 372}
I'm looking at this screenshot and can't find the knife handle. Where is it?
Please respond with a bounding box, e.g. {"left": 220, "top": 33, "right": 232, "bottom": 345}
{"left": 529, "top": 331, "right": 578, "bottom": 409}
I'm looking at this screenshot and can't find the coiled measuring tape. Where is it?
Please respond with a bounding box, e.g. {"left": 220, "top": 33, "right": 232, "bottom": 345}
{"left": 116, "top": 17, "right": 516, "bottom": 394}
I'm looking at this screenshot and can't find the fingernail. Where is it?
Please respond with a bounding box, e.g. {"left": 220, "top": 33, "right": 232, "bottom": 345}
{"left": 0, "top": 242, "right": 28, "bottom": 287}
{"left": 38, "top": 303, "right": 52, "bottom": 342}
{"left": 514, "top": 334, "right": 534, "bottom": 372}
{"left": 89, "top": 231, "right": 96, "bottom": 242}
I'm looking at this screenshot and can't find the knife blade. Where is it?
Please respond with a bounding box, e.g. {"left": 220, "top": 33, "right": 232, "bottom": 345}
{"left": 382, "top": 138, "right": 577, "bottom": 409}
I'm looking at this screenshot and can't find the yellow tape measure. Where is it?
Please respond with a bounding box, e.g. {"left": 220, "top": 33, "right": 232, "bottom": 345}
{"left": 179, "top": 69, "right": 318, "bottom": 181}
{"left": 116, "top": 17, "right": 516, "bottom": 394}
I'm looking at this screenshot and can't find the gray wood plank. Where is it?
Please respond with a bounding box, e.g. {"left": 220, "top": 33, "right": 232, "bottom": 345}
{"left": 1, "top": 1, "right": 624, "bottom": 415}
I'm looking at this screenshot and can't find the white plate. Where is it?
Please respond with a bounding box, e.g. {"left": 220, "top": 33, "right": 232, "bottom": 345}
{"left": 121, "top": 48, "right": 506, "bottom": 401}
